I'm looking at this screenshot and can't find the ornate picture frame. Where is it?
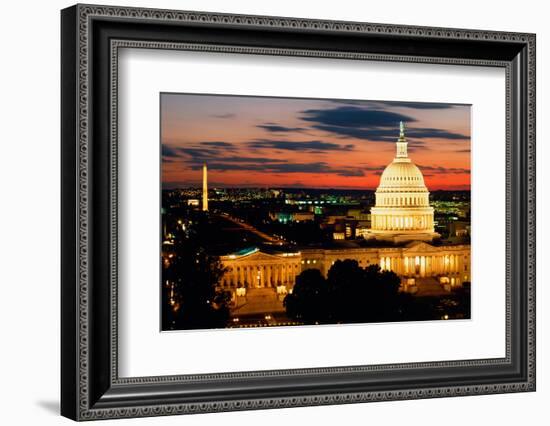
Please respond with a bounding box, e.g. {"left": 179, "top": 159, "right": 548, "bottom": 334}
{"left": 61, "top": 4, "right": 535, "bottom": 421}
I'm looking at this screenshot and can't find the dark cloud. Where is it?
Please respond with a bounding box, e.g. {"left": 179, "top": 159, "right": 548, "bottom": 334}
{"left": 406, "top": 139, "right": 428, "bottom": 152}
{"left": 200, "top": 141, "right": 236, "bottom": 148}
{"left": 374, "top": 101, "right": 468, "bottom": 110}
{"left": 362, "top": 165, "right": 387, "bottom": 172}
{"left": 333, "top": 168, "right": 365, "bottom": 177}
{"left": 301, "top": 106, "right": 415, "bottom": 128}
{"left": 359, "top": 164, "right": 388, "bottom": 176}
{"left": 167, "top": 138, "right": 361, "bottom": 177}
{"left": 181, "top": 153, "right": 288, "bottom": 168}
{"left": 174, "top": 146, "right": 294, "bottom": 169}
{"left": 257, "top": 123, "right": 306, "bottom": 133}
{"left": 311, "top": 125, "right": 466, "bottom": 143}
{"left": 301, "top": 105, "right": 412, "bottom": 142}
{"left": 162, "top": 141, "right": 237, "bottom": 160}
{"left": 248, "top": 139, "right": 354, "bottom": 152}
{"left": 327, "top": 99, "right": 467, "bottom": 110}
{"left": 205, "top": 161, "right": 365, "bottom": 177}
{"left": 408, "top": 128, "right": 469, "bottom": 140}
{"left": 417, "top": 164, "right": 470, "bottom": 174}
{"left": 177, "top": 147, "right": 218, "bottom": 159}
{"left": 301, "top": 105, "right": 468, "bottom": 143}
{"left": 209, "top": 156, "right": 287, "bottom": 164}
{"left": 455, "top": 149, "right": 471, "bottom": 153}
{"left": 162, "top": 145, "right": 180, "bottom": 158}
{"left": 311, "top": 125, "right": 396, "bottom": 141}
{"left": 211, "top": 113, "right": 235, "bottom": 119}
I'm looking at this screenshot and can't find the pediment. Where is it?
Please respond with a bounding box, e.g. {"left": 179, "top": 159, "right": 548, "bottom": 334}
{"left": 403, "top": 241, "right": 439, "bottom": 253}
{"left": 227, "top": 250, "right": 298, "bottom": 262}
{"left": 246, "top": 252, "right": 286, "bottom": 261}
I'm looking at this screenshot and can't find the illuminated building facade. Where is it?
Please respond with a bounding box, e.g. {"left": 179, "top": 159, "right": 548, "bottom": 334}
{"left": 220, "top": 242, "right": 470, "bottom": 314}
{"left": 220, "top": 248, "right": 301, "bottom": 290}
{"left": 269, "top": 211, "right": 315, "bottom": 223}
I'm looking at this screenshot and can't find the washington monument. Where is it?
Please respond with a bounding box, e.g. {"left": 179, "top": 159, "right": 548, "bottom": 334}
{"left": 202, "top": 163, "right": 208, "bottom": 212}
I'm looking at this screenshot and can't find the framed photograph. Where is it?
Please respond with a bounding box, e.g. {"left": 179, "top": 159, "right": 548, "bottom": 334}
{"left": 61, "top": 4, "right": 536, "bottom": 421}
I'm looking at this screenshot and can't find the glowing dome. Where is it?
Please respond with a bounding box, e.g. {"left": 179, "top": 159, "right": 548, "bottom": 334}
{"left": 378, "top": 162, "right": 426, "bottom": 189}
{"left": 366, "top": 122, "right": 439, "bottom": 242}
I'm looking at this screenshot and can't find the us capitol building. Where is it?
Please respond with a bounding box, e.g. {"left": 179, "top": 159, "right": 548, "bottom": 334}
{"left": 218, "top": 122, "right": 471, "bottom": 316}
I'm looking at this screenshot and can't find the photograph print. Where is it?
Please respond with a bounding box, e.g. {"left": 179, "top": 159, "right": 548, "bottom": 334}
{"left": 161, "top": 94, "right": 471, "bottom": 331}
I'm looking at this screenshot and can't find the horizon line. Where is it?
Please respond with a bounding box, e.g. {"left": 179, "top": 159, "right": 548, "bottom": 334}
{"left": 162, "top": 185, "right": 471, "bottom": 192}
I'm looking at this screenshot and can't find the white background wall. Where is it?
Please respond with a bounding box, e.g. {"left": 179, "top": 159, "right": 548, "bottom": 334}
{"left": 0, "top": 0, "right": 546, "bottom": 424}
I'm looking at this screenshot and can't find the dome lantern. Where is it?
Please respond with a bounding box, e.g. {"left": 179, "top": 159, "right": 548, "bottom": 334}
{"left": 396, "top": 121, "right": 408, "bottom": 159}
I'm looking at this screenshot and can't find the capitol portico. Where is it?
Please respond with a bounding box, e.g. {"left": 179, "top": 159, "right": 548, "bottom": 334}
{"left": 220, "top": 248, "right": 300, "bottom": 292}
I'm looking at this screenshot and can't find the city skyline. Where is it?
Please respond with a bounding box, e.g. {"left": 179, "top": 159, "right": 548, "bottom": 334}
{"left": 161, "top": 93, "right": 471, "bottom": 191}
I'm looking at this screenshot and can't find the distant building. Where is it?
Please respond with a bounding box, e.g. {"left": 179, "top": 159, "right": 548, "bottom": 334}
{"left": 449, "top": 220, "right": 470, "bottom": 237}
{"left": 355, "top": 226, "right": 370, "bottom": 238}
{"left": 324, "top": 215, "right": 347, "bottom": 225}
{"left": 346, "top": 208, "right": 371, "bottom": 221}
{"left": 269, "top": 211, "right": 314, "bottom": 223}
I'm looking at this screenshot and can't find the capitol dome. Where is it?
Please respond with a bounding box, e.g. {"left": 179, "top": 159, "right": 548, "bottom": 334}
{"left": 378, "top": 161, "right": 426, "bottom": 188}
{"left": 366, "top": 122, "right": 439, "bottom": 243}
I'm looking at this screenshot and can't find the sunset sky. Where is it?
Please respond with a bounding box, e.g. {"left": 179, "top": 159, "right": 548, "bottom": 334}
{"left": 161, "top": 94, "right": 471, "bottom": 191}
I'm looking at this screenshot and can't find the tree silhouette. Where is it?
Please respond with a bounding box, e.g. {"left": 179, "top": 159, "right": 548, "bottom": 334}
{"left": 329, "top": 262, "right": 402, "bottom": 323}
{"left": 162, "top": 214, "right": 231, "bottom": 330}
{"left": 398, "top": 293, "right": 438, "bottom": 321}
{"left": 443, "top": 281, "right": 471, "bottom": 319}
{"left": 284, "top": 269, "right": 330, "bottom": 324}
{"left": 285, "top": 261, "right": 406, "bottom": 324}
{"left": 327, "top": 259, "right": 366, "bottom": 322}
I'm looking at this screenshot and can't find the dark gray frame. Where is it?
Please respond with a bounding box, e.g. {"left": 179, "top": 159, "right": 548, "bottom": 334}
{"left": 61, "top": 4, "right": 536, "bottom": 421}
